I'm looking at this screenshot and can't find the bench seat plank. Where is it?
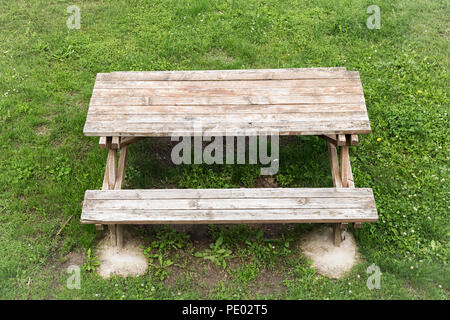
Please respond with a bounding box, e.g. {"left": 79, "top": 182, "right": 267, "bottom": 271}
{"left": 81, "top": 188, "right": 378, "bottom": 224}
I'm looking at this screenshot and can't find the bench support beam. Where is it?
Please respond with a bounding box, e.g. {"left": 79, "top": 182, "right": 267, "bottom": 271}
{"left": 328, "top": 142, "right": 357, "bottom": 246}
{"left": 320, "top": 134, "right": 338, "bottom": 145}
{"left": 320, "top": 134, "right": 358, "bottom": 146}
{"left": 98, "top": 140, "right": 129, "bottom": 247}
{"left": 328, "top": 142, "right": 343, "bottom": 188}
{"left": 120, "top": 137, "right": 145, "bottom": 147}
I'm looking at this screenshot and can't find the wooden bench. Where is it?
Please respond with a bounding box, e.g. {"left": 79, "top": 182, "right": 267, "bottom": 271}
{"left": 81, "top": 67, "right": 378, "bottom": 247}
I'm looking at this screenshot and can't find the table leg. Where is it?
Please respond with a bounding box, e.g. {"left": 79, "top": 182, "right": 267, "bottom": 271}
{"left": 327, "top": 140, "right": 357, "bottom": 246}
{"left": 99, "top": 140, "right": 129, "bottom": 248}
{"left": 112, "top": 145, "right": 129, "bottom": 248}
{"left": 106, "top": 147, "right": 118, "bottom": 246}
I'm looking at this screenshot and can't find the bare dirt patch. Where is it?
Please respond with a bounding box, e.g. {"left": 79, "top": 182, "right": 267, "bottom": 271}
{"left": 96, "top": 228, "right": 148, "bottom": 278}
{"left": 300, "top": 225, "right": 359, "bottom": 278}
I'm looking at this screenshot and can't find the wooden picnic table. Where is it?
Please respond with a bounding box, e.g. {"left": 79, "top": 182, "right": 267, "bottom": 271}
{"left": 81, "top": 67, "right": 378, "bottom": 247}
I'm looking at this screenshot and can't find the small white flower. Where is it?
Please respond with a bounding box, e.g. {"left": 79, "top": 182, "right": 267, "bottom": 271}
{"left": 410, "top": 266, "right": 414, "bottom": 269}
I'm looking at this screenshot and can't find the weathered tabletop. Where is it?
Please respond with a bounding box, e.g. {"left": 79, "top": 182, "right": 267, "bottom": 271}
{"left": 83, "top": 67, "right": 370, "bottom": 137}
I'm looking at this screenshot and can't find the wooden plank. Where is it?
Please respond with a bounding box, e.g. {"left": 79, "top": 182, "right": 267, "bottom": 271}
{"left": 83, "top": 197, "right": 375, "bottom": 211}
{"left": 340, "top": 145, "right": 349, "bottom": 187}
{"left": 120, "top": 136, "right": 145, "bottom": 147}
{"left": 92, "top": 86, "right": 363, "bottom": 97}
{"left": 94, "top": 79, "right": 361, "bottom": 90}
{"left": 85, "top": 112, "right": 370, "bottom": 123}
{"left": 108, "top": 224, "right": 117, "bottom": 246}
{"left": 99, "top": 136, "right": 107, "bottom": 149}
{"left": 101, "top": 159, "right": 110, "bottom": 190}
{"left": 114, "top": 146, "right": 128, "bottom": 190}
{"left": 110, "top": 136, "right": 120, "bottom": 149}
{"left": 95, "top": 223, "right": 104, "bottom": 231}
{"left": 98, "top": 145, "right": 112, "bottom": 230}
{"left": 112, "top": 145, "right": 128, "bottom": 248}
{"left": 337, "top": 134, "right": 347, "bottom": 146}
{"left": 341, "top": 143, "right": 355, "bottom": 188}
{"left": 81, "top": 208, "right": 378, "bottom": 224}
{"left": 83, "top": 120, "right": 372, "bottom": 137}
{"left": 80, "top": 187, "right": 378, "bottom": 224}
{"left": 116, "top": 225, "right": 124, "bottom": 248}
{"left": 89, "top": 94, "right": 365, "bottom": 106}
{"left": 85, "top": 129, "right": 372, "bottom": 137}
{"left": 96, "top": 68, "right": 356, "bottom": 81}
{"left": 88, "top": 104, "right": 367, "bottom": 115}
{"left": 341, "top": 135, "right": 358, "bottom": 230}
{"left": 328, "top": 142, "right": 343, "bottom": 188}
{"left": 346, "top": 156, "right": 355, "bottom": 188}
{"left": 350, "top": 134, "right": 359, "bottom": 146}
{"left": 107, "top": 148, "right": 117, "bottom": 190}
{"left": 320, "top": 134, "right": 337, "bottom": 145}
{"left": 334, "top": 223, "right": 342, "bottom": 247}
{"left": 84, "top": 188, "right": 374, "bottom": 200}
{"left": 106, "top": 148, "right": 118, "bottom": 245}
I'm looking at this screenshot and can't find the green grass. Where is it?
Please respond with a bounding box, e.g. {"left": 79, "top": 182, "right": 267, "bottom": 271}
{"left": 0, "top": 0, "right": 448, "bottom": 299}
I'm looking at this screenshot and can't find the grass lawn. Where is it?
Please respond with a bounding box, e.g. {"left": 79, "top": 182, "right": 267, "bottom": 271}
{"left": 0, "top": 0, "right": 448, "bottom": 299}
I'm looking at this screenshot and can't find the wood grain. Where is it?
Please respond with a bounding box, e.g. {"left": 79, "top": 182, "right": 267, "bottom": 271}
{"left": 328, "top": 142, "right": 343, "bottom": 188}
{"left": 84, "top": 68, "right": 370, "bottom": 137}
{"left": 83, "top": 120, "right": 371, "bottom": 137}
{"left": 85, "top": 187, "right": 373, "bottom": 200}
{"left": 99, "top": 136, "right": 107, "bottom": 149}
{"left": 96, "top": 68, "right": 355, "bottom": 81}
{"left": 80, "top": 188, "right": 378, "bottom": 224}
{"left": 340, "top": 145, "right": 350, "bottom": 188}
